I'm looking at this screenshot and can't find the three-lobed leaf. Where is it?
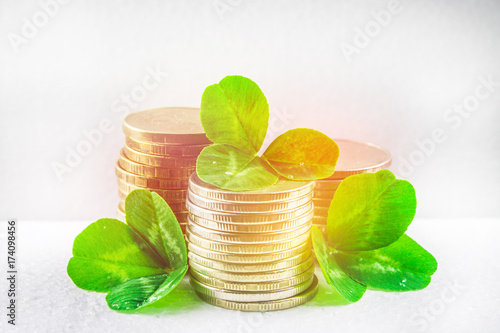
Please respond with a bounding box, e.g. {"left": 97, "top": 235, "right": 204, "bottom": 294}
{"left": 200, "top": 75, "right": 269, "bottom": 154}
{"left": 327, "top": 170, "right": 417, "bottom": 251}
{"left": 67, "top": 218, "right": 166, "bottom": 292}
{"left": 264, "top": 128, "right": 339, "bottom": 180}
{"left": 125, "top": 190, "right": 187, "bottom": 270}
{"left": 196, "top": 144, "right": 279, "bottom": 191}
{"left": 334, "top": 235, "right": 437, "bottom": 291}
{"left": 106, "top": 266, "right": 188, "bottom": 312}
{"left": 311, "top": 226, "right": 366, "bottom": 303}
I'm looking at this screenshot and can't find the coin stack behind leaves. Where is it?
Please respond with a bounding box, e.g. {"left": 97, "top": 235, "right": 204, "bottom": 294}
{"left": 115, "top": 107, "right": 211, "bottom": 232}
{"left": 313, "top": 139, "right": 392, "bottom": 236}
{"left": 186, "top": 173, "right": 319, "bottom": 311}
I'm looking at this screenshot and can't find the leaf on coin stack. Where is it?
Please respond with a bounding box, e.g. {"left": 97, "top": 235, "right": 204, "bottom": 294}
{"left": 106, "top": 266, "right": 188, "bottom": 311}
{"left": 263, "top": 128, "right": 339, "bottom": 180}
{"left": 314, "top": 170, "right": 437, "bottom": 302}
{"left": 125, "top": 189, "right": 187, "bottom": 270}
{"left": 198, "top": 75, "right": 339, "bottom": 190}
{"left": 196, "top": 144, "right": 279, "bottom": 191}
{"left": 67, "top": 218, "right": 166, "bottom": 292}
{"left": 200, "top": 75, "right": 269, "bottom": 154}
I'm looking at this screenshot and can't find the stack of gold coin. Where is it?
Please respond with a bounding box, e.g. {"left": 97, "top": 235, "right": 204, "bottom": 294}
{"left": 186, "top": 173, "right": 319, "bottom": 311}
{"left": 313, "top": 139, "right": 392, "bottom": 235}
{"left": 115, "top": 107, "right": 211, "bottom": 232}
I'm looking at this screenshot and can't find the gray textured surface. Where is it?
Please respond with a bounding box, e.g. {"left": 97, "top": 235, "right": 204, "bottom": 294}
{"left": 0, "top": 219, "right": 498, "bottom": 333}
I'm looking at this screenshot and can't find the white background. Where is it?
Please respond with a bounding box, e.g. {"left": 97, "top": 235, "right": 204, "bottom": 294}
{"left": 1, "top": 0, "right": 499, "bottom": 219}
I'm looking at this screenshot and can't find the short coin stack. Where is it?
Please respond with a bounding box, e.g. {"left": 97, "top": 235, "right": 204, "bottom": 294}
{"left": 313, "top": 139, "right": 392, "bottom": 236}
{"left": 115, "top": 107, "right": 211, "bottom": 232}
{"left": 186, "top": 174, "right": 319, "bottom": 311}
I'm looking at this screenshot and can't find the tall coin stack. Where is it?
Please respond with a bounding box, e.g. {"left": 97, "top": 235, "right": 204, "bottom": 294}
{"left": 186, "top": 174, "right": 319, "bottom": 311}
{"left": 115, "top": 107, "right": 211, "bottom": 232}
{"left": 313, "top": 139, "right": 392, "bottom": 236}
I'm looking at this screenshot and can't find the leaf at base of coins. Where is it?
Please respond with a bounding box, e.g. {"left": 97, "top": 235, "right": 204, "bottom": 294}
{"left": 334, "top": 234, "right": 438, "bottom": 291}
{"left": 311, "top": 226, "right": 366, "bottom": 302}
{"left": 106, "top": 265, "right": 188, "bottom": 312}
{"left": 67, "top": 218, "right": 166, "bottom": 292}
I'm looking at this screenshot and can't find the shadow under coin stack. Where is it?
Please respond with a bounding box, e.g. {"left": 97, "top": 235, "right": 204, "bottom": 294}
{"left": 186, "top": 174, "right": 319, "bottom": 311}
{"left": 313, "top": 139, "right": 392, "bottom": 236}
{"left": 115, "top": 107, "right": 211, "bottom": 232}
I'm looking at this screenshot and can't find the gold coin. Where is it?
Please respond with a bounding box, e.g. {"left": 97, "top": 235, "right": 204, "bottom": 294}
{"left": 115, "top": 162, "right": 189, "bottom": 189}
{"left": 187, "top": 190, "right": 313, "bottom": 213}
{"left": 188, "top": 249, "right": 311, "bottom": 273}
{"left": 187, "top": 219, "right": 312, "bottom": 244}
{"left": 118, "top": 193, "right": 187, "bottom": 212}
{"left": 314, "top": 206, "right": 329, "bottom": 217}
{"left": 118, "top": 150, "right": 195, "bottom": 179}
{"left": 125, "top": 136, "right": 208, "bottom": 156}
{"left": 190, "top": 274, "right": 315, "bottom": 303}
{"left": 189, "top": 265, "right": 315, "bottom": 292}
{"left": 326, "top": 139, "right": 391, "bottom": 179}
{"left": 314, "top": 179, "right": 342, "bottom": 191}
{"left": 187, "top": 208, "right": 314, "bottom": 233}
{"left": 186, "top": 240, "right": 310, "bottom": 264}
{"left": 313, "top": 189, "right": 335, "bottom": 200}
{"left": 123, "top": 146, "right": 198, "bottom": 168}
{"left": 117, "top": 178, "right": 187, "bottom": 202}
{"left": 312, "top": 198, "right": 332, "bottom": 207}
{"left": 185, "top": 228, "right": 310, "bottom": 254}
{"left": 175, "top": 211, "right": 189, "bottom": 222}
{"left": 122, "top": 107, "right": 211, "bottom": 144}
{"left": 195, "top": 276, "right": 318, "bottom": 311}
{"left": 312, "top": 216, "right": 328, "bottom": 225}
{"left": 188, "top": 173, "right": 314, "bottom": 203}
{"left": 189, "top": 257, "right": 313, "bottom": 282}
{"left": 186, "top": 200, "right": 313, "bottom": 224}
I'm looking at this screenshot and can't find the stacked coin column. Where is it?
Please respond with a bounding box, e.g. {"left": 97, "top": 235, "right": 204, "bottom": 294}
{"left": 313, "top": 139, "right": 392, "bottom": 237}
{"left": 115, "top": 107, "right": 211, "bottom": 232}
{"left": 185, "top": 174, "right": 319, "bottom": 311}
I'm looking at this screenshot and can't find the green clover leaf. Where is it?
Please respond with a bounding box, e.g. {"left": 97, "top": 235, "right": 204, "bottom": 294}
{"left": 198, "top": 75, "right": 339, "bottom": 190}
{"left": 67, "top": 189, "right": 188, "bottom": 312}
{"left": 315, "top": 170, "right": 437, "bottom": 302}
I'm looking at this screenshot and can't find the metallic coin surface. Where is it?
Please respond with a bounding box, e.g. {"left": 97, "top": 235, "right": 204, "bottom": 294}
{"left": 188, "top": 173, "right": 314, "bottom": 203}
{"left": 189, "top": 257, "right": 313, "bottom": 282}
{"left": 312, "top": 216, "right": 328, "bottom": 225}
{"left": 118, "top": 150, "right": 195, "bottom": 179}
{"left": 187, "top": 208, "right": 314, "bottom": 233}
{"left": 190, "top": 275, "right": 315, "bottom": 303}
{"left": 314, "top": 179, "right": 343, "bottom": 191}
{"left": 326, "top": 139, "right": 391, "bottom": 179}
{"left": 312, "top": 198, "right": 332, "bottom": 208}
{"left": 194, "top": 276, "right": 318, "bottom": 311}
{"left": 187, "top": 219, "right": 312, "bottom": 244}
{"left": 125, "top": 136, "right": 208, "bottom": 156}
{"left": 117, "top": 178, "right": 187, "bottom": 202}
{"left": 187, "top": 190, "right": 313, "bottom": 213}
{"left": 314, "top": 206, "right": 329, "bottom": 217}
{"left": 123, "top": 146, "right": 198, "bottom": 168}
{"left": 186, "top": 200, "right": 313, "bottom": 224}
{"left": 186, "top": 241, "right": 310, "bottom": 264}
{"left": 115, "top": 162, "right": 189, "bottom": 189}
{"left": 189, "top": 266, "right": 315, "bottom": 292}
{"left": 122, "top": 107, "right": 211, "bottom": 144}
{"left": 185, "top": 228, "right": 310, "bottom": 254}
{"left": 312, "top": 189, "right": 336, "bottom": 200}
{"left": 188, "top": 249, "right": 311, "bottom": 273}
